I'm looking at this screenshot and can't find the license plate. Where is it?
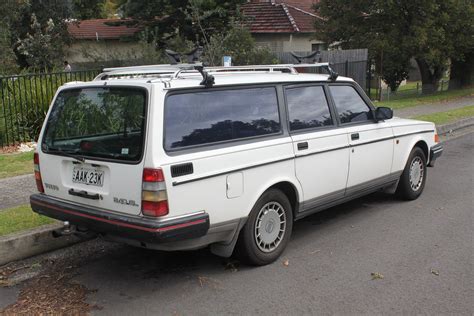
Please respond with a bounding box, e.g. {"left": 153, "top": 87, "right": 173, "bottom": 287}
{"left": 72, "top": 167, "right": 104, "bottom": 186}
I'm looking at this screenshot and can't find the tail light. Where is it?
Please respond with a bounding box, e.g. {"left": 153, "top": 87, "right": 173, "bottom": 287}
{"left": 141, "top": 168, "right": 168, "bottom": 217}
{"left": 434, "top": 133, "right": 440, "bottom": 143}
{"left": 33, "top": 152, "right": 44, "bottom": 193}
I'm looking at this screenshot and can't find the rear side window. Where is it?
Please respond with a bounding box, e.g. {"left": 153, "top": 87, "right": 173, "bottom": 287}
{"left": 164, "top": 87, "right": 280, "bottom": 150}
{"left": 286, "top": 86, "right": 333, "bottom": 131}
{"left": 329, "top": 85, "right": 373, "bottom": 124}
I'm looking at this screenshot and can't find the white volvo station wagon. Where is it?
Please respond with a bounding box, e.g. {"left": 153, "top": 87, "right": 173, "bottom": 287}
{"left": 31, "top": 63, "right": 443, "bottom": 265}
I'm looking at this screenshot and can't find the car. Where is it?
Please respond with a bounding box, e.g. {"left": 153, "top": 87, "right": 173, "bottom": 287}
{"left": 30, "top": 62, "right": 443, "bottom": 266}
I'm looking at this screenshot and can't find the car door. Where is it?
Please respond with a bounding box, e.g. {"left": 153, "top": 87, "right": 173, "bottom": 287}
{"left": 328, "top": 84, "right": 394, "bottom": 193}
{"left": 285, "top": 84, "right": 350, "bottom": 213}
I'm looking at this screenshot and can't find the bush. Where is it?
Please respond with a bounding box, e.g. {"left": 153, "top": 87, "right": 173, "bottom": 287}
{"left": 204, "top": 25, "right": 277, "bottom": 66}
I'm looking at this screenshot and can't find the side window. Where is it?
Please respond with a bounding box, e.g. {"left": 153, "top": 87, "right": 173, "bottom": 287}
{"left": 286, "top": 86, "right": 333, "bottom": 131}
{"left": 164, "top": 87, "right": 280, "bottom": 150}
{"left": 329, "top": 85, "right": 373, "bottom": 124}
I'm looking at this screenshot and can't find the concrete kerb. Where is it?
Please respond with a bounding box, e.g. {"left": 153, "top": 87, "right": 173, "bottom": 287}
{"left": 0, "top": 223, "right": 83, "bottom": 266}
{"left": 436, "top": 117, "right": 474, "bottom": 136}
{"left": 0, "top": 116, "right": 473, "bottom": 266}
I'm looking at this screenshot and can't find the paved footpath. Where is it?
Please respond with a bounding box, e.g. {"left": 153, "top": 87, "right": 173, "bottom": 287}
{"left": 0, "top": 174, "right": 36, "bottom": 210}
{"left": 395, "top": 95, "right": 473, "bottom": 118}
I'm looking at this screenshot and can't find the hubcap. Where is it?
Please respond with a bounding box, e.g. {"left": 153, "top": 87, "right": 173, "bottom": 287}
{"left": 254, "top": 202, "right": 286, "bottom": 253}
{"left": 409, "top": 156, "right": 424, "bottom": 191}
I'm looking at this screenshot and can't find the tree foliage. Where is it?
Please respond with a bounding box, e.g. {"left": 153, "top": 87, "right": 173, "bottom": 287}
{"left": 72, "top": 0, "right": 107, "bottom": 20}
{"left": 314, "top": 0, "right": 474, "bottom": 92}
{"left": 118, "top": 0, "right": 245, "bottom": 47}
{"left": 9, "top": 0, "right": 71, "bottom": 70}
{"left": 16, "top": 14, "right": 67, "bottom": 71}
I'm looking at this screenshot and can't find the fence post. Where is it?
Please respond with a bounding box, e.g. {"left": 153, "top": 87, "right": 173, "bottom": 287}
{"left": 345, "top": 60, "right": 349, "bottom": 77}
{"left": 417, "top": 82, "right": 419, "bottom": 94}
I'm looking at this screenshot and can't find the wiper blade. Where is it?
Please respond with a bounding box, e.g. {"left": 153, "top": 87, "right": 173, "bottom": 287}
{"left": 47, "top": 148, "right": 86, "bottom": 163}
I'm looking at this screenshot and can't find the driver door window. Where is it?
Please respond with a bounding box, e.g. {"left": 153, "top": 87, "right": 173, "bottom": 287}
{"left": 329, "top": 85, "right": 373, "bottom": 124}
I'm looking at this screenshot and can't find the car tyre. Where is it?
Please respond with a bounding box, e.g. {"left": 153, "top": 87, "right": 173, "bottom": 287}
{"left": 396, "top": 147, "right": 427, "bottom": 200}
{"left": 236, "top": 189, "right": 293, "bottom": 266}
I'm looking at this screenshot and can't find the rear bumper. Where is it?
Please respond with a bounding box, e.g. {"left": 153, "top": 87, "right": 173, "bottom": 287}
{"left": 30, "top": 194, "right": 209, "bottom": 243}
{"left": 429, "top": 144, "right": 443, "bottom": 167}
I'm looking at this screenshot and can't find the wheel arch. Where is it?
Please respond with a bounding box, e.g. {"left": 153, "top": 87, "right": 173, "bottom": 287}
{"left": 248, "top": 179, "right": 303, "bottom": 220}
{"left": 414, "top": 140, "right": 429, "bottom": 161}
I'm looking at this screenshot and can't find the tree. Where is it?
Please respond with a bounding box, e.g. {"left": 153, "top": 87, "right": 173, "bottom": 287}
{"left": 0, "top": 0, "right": 22, "bottom": 74}
{"left": 447, "top": 2, "right": 474, "bottom": 89}
{"left": 16, "top": 14, "right": 66, "bottom": 71}
{"left": 314, "top": 0, "right": 473, "bottom": 93}
{"left": 11, "top": 0, "right": 71, "bottom": 69}
{"left": 72, "top": 0, "right": 107, "bottom": 20}
{"left": 118, "top": 0, "right": 245, "bottom": 48}
{"left": 205, "top": 23, "right": 276, "bottom": 66}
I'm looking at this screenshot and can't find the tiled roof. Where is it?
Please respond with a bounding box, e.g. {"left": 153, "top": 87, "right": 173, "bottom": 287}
{"left": 242, "top": 1, "right": 321, "bottom": 34}
{"left": 68, "top": 19, "right": 141, "bottom": 40}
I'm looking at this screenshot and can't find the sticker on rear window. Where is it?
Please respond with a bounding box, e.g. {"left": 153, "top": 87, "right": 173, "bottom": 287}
{"left": 121, "top": 148, "right": 129, "bottom": 155}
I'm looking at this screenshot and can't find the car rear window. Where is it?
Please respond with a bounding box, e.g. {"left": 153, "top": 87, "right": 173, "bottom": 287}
{"left": 41, "top": 87, "right": 147, "bottom": 162}
{"left": 164, "top": 87, "right": 280, "bottom": 150}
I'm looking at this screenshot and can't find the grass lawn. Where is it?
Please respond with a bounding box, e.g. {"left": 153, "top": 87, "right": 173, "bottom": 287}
{"left": 0, "top": 205, "right": 56, "bottom": 237}
{"left": 375, "top": 87, "right": 474, "bottom": 110}
{"left": 413, "top": 105, "right": 474, "bottom": 125}
{"left": 0, "top": 151, "right": 34, "bottom": 179}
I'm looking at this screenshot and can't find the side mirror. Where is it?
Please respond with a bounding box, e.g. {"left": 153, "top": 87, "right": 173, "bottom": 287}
{"left": 375, "top": 107, "right": 393, "bottom": 121}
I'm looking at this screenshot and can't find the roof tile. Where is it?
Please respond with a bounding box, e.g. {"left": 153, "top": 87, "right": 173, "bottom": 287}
{"left": 68, "top": 19, "right": 141, "bottom": 40}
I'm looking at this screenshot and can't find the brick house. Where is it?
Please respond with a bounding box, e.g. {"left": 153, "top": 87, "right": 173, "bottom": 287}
{"left": 66, "top": 19, "right": 142, "bottom": 65}
{"left": 241, "top": 0, "right": 324, "bottom": 52}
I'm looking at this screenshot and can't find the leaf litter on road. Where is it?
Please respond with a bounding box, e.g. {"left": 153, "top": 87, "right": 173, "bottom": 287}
{"left": 371, "top": 272, "right": 384, "bottom": 280}
{"left": 431, "top": 268, "right": 440, "bottom": 276}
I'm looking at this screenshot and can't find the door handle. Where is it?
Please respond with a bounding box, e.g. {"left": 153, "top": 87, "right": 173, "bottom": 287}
{"left": 68, "top": 189, "right": 100, "bottom": 200}
{"left": 297, "top": 142, "right": 309, "bottom": 150}
{"left": 351, "top": 133, "right": 360, "bottom": 141}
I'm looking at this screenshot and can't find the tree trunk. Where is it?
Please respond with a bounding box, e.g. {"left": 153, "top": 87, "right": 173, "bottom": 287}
{"left": 415, "top": 58, "right": 444, "bottom": 94}
{"left": 449, "top": 51, "right": 474, "bottom": 90}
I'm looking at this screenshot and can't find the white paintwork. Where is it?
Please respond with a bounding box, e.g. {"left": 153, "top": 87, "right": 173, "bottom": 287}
{"left": 36, "top": 71, "right": 438, "bottom": 250}
{"left": 343, "top": 121, "right": 394, "bottom": 187}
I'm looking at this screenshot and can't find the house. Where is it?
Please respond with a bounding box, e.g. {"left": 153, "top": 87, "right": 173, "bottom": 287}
{"left": 241, "top": 0, "right": 325, "bottom": 52}
{"left": 66, "top": 1, "right": 323, "bottom": 66}
{"left": 66, "top": 19, "right": 143, "bottom": 65}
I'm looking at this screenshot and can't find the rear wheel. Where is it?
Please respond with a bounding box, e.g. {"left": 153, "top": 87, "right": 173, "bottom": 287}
{"left": 397, "top": 147, "right": 427, "bottom": 200}
{"left": 236, "top": 189, "right": 293, "bottom": 266}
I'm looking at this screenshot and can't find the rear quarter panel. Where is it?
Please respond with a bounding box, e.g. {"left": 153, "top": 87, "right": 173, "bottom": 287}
{"left": 146, "top": 88, "right": 302, "bottom": 225}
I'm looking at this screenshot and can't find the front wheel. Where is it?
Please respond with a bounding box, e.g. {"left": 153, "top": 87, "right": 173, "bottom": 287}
{"left": 236, "top": 189, "right": 293, "bottom": 266}
{"left": 396, "top": 147, "right": 427, "bottom": 200}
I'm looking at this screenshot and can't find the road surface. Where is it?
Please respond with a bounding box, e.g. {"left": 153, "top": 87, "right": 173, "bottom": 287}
{"left": 1, "top": 132, "right": 472, "bottom": 315}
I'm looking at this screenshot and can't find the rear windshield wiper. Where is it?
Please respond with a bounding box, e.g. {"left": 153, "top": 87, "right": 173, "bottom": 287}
{"left": 47, "top": 148, "right": 86, "bottom": 163}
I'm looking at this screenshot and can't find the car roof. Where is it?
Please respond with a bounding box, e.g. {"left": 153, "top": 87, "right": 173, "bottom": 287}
{"left": 62, "top": 71, "right": 354, "bottom": 91}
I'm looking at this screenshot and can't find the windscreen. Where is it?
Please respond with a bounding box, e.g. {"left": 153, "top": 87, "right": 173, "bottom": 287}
{"left": 41, "top": 87, "right": 147, "bottom": 162}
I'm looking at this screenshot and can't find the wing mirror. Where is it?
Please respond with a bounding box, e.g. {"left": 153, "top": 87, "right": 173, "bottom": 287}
{"left": 375, "top": 107, "right": 393, "bottom": 121}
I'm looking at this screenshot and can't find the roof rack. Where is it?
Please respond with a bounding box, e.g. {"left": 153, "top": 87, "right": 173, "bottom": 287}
{"left": 93, "top": 62, "right": 339, "bottom": 86}
{"left": 94, "top": 63, "right": 203, "bottom": 81}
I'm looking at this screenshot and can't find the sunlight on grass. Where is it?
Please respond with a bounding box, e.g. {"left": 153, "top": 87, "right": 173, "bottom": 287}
{"left": 375, "top": 87, "right": 474, "bottom": 110}
{"left": 413, "top": 105, "right": 474, "bottom": 125}
{"left": 0, "top": 205, "right": 55, "bottom": 237}
{"left": 0, "top": 151, "right": 34, "bottom": 179}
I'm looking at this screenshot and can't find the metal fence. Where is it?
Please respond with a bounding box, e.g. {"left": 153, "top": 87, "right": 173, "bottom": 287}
{"left": 0, "top": 70, "right": 100, "bottom": 147}
{"left": 370, "top": 80, "right": 451, "bottom": 101}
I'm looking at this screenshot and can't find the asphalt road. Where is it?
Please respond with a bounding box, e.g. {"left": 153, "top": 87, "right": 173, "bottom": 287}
{"left": 1, "top": 132, "right": 473, "bottom": 315}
